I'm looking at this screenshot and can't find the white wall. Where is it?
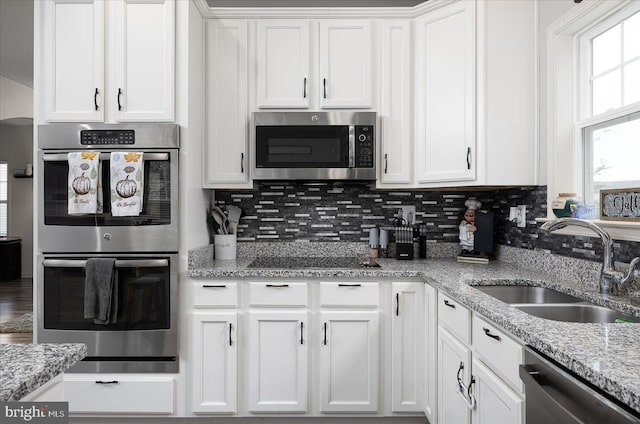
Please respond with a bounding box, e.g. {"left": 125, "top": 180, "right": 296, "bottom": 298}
{"left": 0, "top": 122, "right": 34, "bottom": 277}
{"left": 537, "top": 0, "right": 577, "bottom": 184}
{"left": 0, "top": 76, "right": 33, "bottom": 121}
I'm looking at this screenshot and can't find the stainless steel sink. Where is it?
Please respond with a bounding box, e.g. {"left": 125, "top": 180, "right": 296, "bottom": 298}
{"left": 515, "top": 304, "right": 639, "bottom": 323}
{"left": 474, "top": 285, "right": 583, "bottom": 304}
{"left": 474, "top": 284, "right": 639, "bottom": 323}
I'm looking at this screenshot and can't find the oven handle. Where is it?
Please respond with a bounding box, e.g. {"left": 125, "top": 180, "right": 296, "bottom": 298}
{"left": 42, "top": 153, "right": 170, "bottom": 161}
{"left": 42, "top": 259, "right": 169, "bottom": 268}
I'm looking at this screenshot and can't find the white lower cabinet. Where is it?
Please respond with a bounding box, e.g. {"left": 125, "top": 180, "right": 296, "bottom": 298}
{"left": 391, "top": 282, "right": 425, "bottom": 412}
{"left": 471, "top": 358, "right": 523, "bottom": 424}
{"left": 189, "top": 279, "right": 426, "bottom": 418}
{"left": 191, "top": 311, "right": 238, "bottom": 414}
{"left": 437, "top": 290, "right": 524, "bottom": 424}
{"left": 64, "top": 374, "right": 175, "bottom": 415}
{"left": 438, "top": 327, "right": 473, "bottom": 424}
{"left": 319, "top": 311, "right": 380, "bottom": 413}
{"left": 247, "top": 311, "right": 308, "bottom": 413}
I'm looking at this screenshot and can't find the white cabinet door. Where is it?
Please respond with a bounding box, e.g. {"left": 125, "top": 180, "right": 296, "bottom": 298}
{"left": 391, "top": 282, "right": 425, "bottom": 412}
{"left": 247, "top": 311, "right": 308, "bottom": 413}
{"left": 43, "top": 0, "right": 104, "bottom": 122}
{"left": 191, "top": 312, "right": 238, "bottom": 414}
{"left": 111, "top": 0, "right": 175, "bottom": 121}
{"left": 423, "top": 284, "right": 438, "bottom": 423}
{"left": 415, "top": 1, "right": 476, "bottom": 183}
{"left": 378, "top": 20, "right": 412, "bottom": 186}
{"left": 256, "top": 20, "right": 311, "bottom": 109}
{"left": 319, "top": 20, "right": 373, "bottom": 109}
{"left": 472, "top": 358, "right": 523, "bottom": 424}
{"left": 438, "top": 326, "right": 472, "bottom": 424}
{"left": 319, "top": 311, "right": 379, "bottom": 413}
{"left": 203, "top": 19, "right": 250, "bottom": 188}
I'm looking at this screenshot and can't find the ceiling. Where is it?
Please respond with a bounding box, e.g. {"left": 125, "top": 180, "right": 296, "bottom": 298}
{"left": 0, "top": 0, "right": 33, "bottom": 88}
{"left": 206, "top": 0, "right": 426, "bottom": 7}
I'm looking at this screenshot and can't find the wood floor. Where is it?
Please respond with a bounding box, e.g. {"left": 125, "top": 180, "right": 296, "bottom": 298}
{"left": 0, "top": 278, "right": 33, "bottom": 344}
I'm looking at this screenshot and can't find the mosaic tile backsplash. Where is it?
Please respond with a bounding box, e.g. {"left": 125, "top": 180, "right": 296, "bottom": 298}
{"left": 214, "top": 183, "right": 639, "bottom": 264}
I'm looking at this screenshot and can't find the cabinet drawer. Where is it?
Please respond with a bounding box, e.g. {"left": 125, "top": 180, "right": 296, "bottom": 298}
{"left": 320, "top": 282, "right": 379, "bottom": 307}
{"left": 193, "top": 281, "right": 239, "bottom": 308}
{"left": 472, "top": 315, "right": 524, "bottom": 394}
{"left": 65, "top": 376, "right": 174, "bottom": 414}
{"left": 249, "top": 281, "right": 308, "bottom": 307}
{"left": 437, "top": 293, "right": 470, "bottom": 344}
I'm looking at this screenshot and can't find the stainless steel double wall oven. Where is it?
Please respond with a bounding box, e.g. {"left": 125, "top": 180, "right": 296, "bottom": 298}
{"left": 36, "top": 123, "right": 179, "bottom": 373}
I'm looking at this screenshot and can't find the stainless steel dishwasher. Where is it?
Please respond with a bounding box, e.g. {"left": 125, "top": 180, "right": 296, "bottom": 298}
{"left": 520, "top": 346, "right": 640, "bottom": 423}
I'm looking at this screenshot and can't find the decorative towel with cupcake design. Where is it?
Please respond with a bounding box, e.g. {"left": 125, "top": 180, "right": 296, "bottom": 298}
{"left": 110, "top": 151, "right": 144, "bottom": 216}
{"left": 68, "top": 151, "right": 100, "bottom": 215}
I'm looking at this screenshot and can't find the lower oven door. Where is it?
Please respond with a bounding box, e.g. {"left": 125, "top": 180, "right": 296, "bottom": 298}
{"left": 36, "top": 253, "right": 178, "bottom": 373}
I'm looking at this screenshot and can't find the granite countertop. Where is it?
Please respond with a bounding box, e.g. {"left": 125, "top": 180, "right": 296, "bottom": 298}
{"left": 0, "top": 343, "right": 87, "bottom": 401}
{"left": 187, "top": 255, "right": 640, "bottom": 414}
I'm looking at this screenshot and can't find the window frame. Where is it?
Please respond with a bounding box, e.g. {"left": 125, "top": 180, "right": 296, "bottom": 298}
{"left": 544, "top": 0, "right": 640, "bottom": 242}
{"left": 0, "top": 162, "right": 8, "bottom": 237}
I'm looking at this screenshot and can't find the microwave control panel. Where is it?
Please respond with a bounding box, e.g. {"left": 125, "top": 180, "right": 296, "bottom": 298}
{"left": 355, "top": 126, "right": 374, "bottom": 168}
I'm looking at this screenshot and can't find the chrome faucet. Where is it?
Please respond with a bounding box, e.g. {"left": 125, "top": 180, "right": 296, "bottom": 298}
{"left": 540, "top": 218, "right": 640, "bottom": 296}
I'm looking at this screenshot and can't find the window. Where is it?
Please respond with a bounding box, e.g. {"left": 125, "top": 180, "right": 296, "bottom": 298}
{"left": 579, "top": 7, "right": 640, "bottom": 205}
{"left": 583, "top": 112, "right": 640, "bottom": 204}
{"left": 0, "top": 162, "right": 7, "bottom": 236}
{"left": 546, "top": 0, "right": 640, "bottom": 241}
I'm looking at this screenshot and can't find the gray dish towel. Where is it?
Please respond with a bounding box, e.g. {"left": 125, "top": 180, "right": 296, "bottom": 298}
{"left": 84, "top": 258, "right": 118, "bottom": 325}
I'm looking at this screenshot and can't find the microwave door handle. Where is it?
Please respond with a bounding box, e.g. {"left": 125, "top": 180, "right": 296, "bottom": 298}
{"left": 42, "top": 259, "right": 169, "bottom": 268}
{"left": 43, "top": 153, "right": 170, "bottom": 162}
{"left": 348, "top": 126, "right": 355, "bottom": 168}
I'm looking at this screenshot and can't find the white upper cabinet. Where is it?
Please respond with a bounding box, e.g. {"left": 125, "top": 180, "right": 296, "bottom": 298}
{"left": 111, "top": 0, "right": 175, "bottom": 121}
{"left": 414, "top": 1, "right": 476, "bottom": 184}
{"left": 256, "top": 20, "right": 311, "bottom": 109}
{"left": 378, "top": 20, "right": 413, "bottom": 186}
{"left": 482, "top": 0, "right": 537, "bottom": 185}
{"left": 203, "top": 19, "right": 251, "bottom": 188}
{"left": 42, "top": 0, "right": 174, "bottom": 123}
{"left": 43, "top": 0, "right": 104, "bottom": 122}
{"left": 319, "top": 20, "right": 373, "bottom": 109}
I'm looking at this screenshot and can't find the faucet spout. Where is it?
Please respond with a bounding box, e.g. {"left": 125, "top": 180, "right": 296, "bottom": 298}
{"left": 541, "top": 218, "right": 620, "bottom": 295}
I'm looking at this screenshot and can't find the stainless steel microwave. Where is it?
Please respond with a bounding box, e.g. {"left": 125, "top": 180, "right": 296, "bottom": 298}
{"left": 251, "top": 111, "right": 376, "bottom": 180}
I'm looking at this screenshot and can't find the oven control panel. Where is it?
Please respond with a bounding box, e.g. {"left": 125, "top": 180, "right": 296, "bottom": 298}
{"left": 80, "top": 130, "right": 135, "bottom": 145}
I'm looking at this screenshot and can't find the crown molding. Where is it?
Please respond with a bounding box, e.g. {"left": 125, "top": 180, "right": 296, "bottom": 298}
{"left": 193, "top": 0, "right": 454, "bottom": 19}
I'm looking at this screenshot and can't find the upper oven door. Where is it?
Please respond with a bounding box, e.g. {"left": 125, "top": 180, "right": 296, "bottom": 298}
{"left": 38, "top": 149, "right": 178, "bottom": 253}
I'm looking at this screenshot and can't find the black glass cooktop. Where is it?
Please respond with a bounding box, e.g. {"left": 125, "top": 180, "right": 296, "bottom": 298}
{"left": 247, "top": 257, "right": 380, "bottom": 269}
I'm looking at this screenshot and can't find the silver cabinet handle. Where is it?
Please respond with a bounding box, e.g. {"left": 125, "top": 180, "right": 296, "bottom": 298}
{"left": 384, "top": 153, "right": 388, "bottom": 174}
{"left": 303, "top": 77, "right": 307, "bottom": 98}
{"left": 43, "top": 153, "right": 169, "bottom": 161}
{"left": 466, "top": 147, "right": 472, "bottom": 170}
{"left": 42, "top": 259, "right": 168, "bottom": 268}
{"left": 241, "top": 152, "right": 244, "bottom": 173}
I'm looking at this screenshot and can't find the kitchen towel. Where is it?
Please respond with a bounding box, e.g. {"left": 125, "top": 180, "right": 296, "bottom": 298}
{"left": 68, "top": 151, "right": 100, "bottom": 215}
{"left": 84, "top": 258, "right": 118, "bottom": 325}
{"left": 110, "top": 151, "right": 144, "bottom": 216}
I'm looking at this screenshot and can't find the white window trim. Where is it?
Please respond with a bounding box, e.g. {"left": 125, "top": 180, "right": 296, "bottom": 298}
{"left": 0, "top": 162, "right": 7, "bottom": 237}
{"left": 544, "top": 0, "right": 640, "bottom": 242}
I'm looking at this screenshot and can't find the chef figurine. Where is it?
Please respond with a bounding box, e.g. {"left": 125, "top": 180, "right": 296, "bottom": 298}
{"left": 459, "top": 198, "right": 482, "bottom": 256}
